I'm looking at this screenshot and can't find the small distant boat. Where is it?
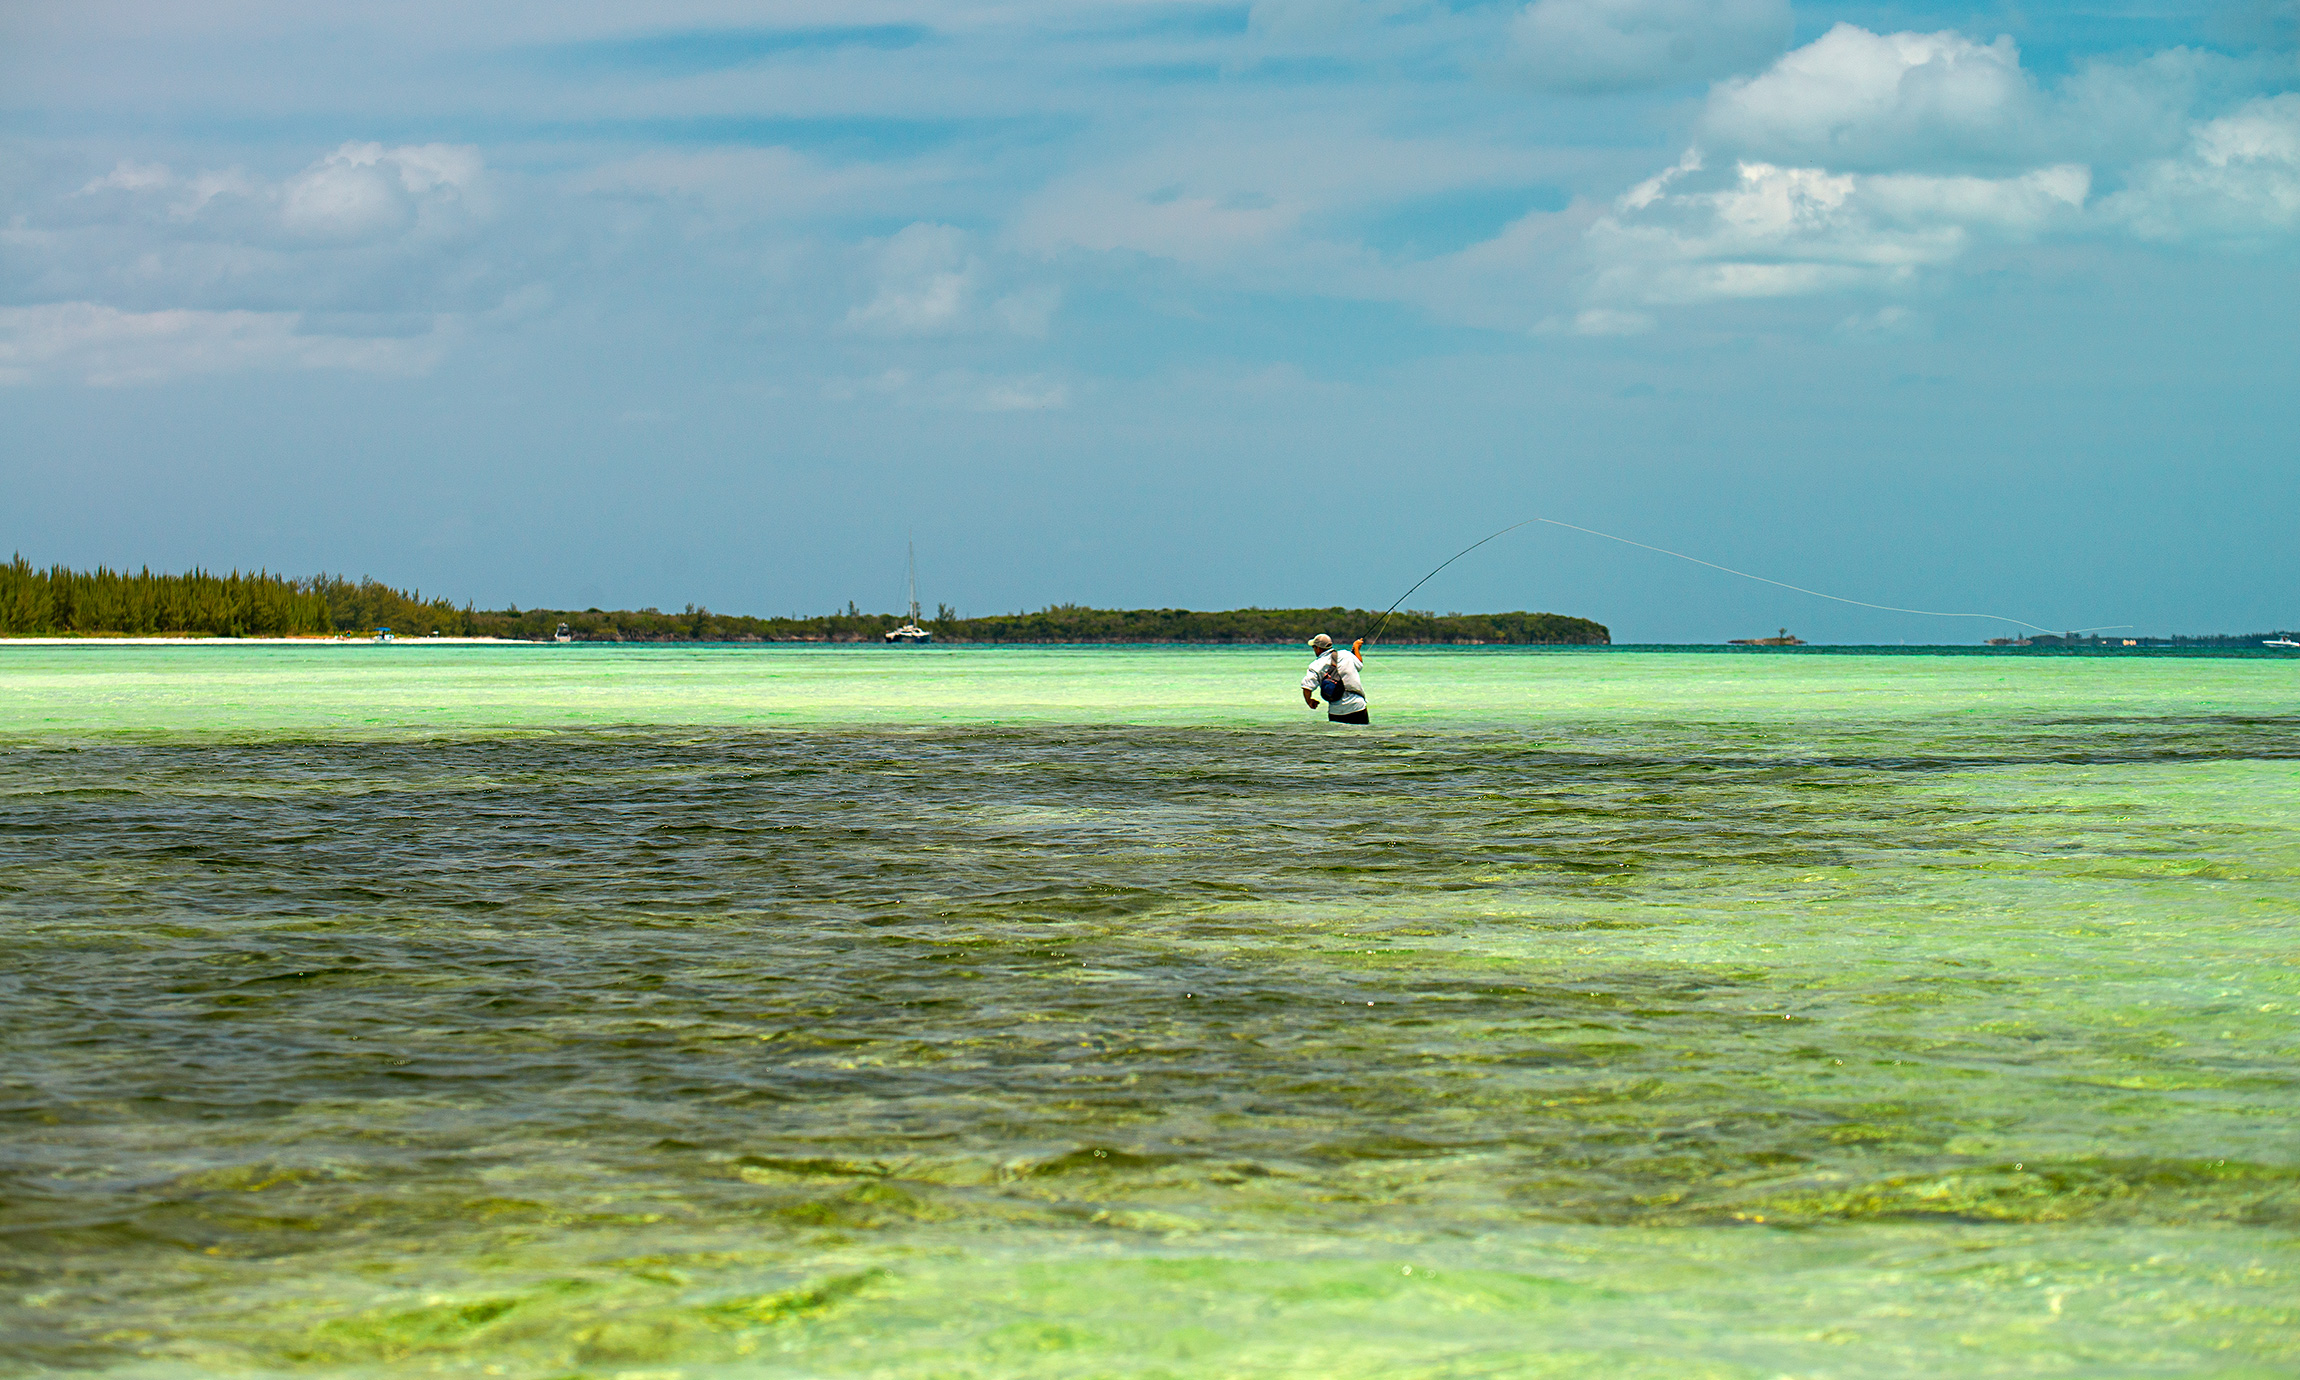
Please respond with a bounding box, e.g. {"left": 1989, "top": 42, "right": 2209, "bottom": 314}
{"left": 554, "top": 623, "right": 572, "bottom": 643}
{"left": 1729, "top": 628, "right": 1804, "bottom": 646}
{"left": 374, "top": 627, "right": 394, "bottom": 643}
{"left": 884, "top": 539, "right": 934, "bottom": 645}
{"left": 2266, "top": 638, "right": 2299, "bottom": 649}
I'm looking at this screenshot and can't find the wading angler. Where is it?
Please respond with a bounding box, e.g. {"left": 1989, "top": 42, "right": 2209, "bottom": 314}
{"left": 1301, "top": 633, "right": 1369, "bottom": 725}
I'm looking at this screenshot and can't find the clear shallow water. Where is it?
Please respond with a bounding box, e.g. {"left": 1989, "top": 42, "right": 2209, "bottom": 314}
{"left": 2, "top": 645, "right": 2295, "bottom": 1378}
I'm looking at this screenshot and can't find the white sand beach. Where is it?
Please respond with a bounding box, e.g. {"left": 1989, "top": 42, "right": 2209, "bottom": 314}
{"left": 0, "top": 636, "right": 520, "bottom": 646}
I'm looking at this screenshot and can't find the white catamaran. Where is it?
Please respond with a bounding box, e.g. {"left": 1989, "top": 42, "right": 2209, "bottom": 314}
{"left": 884, "top": 540, "right": 933, "bottom": 644}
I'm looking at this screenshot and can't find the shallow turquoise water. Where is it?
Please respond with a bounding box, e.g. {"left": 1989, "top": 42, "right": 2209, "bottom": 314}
{"left": 2, "top": 645, "right": 2295, "bottom": 1377}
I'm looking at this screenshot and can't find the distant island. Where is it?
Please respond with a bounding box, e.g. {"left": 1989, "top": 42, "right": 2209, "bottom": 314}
{"left": 516, "top": 603, "right": 1611, "bottom": 645}
{"left": 0, "top": 558, "right": 1610, "bottom": 645}
{"left": 1988, "top": 631, "right": 2300, "bottom": 648}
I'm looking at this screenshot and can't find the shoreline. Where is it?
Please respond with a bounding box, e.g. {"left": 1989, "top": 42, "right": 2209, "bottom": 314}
{"left": 0, "top": 636, "right": 516, "bottom": 646}
{"left": 2, "top": 638, "right": 2294, "bottom": 655}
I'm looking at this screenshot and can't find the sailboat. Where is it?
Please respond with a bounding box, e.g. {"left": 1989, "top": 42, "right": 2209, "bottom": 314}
{"left": 884, "top": 540, "right": 934, "bottom": 644}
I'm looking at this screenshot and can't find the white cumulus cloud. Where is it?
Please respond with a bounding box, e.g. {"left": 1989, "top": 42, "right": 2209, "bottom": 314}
{"left": 1590, "top": 152, "right": 2088, "bottom": 304}
{"left": 846, "top": 223, "right": 1057, "bottom": 338}
{"left": 279, "top": 142, "right": 485, "bottom": 243}
{"left": 2106, "top": 94, "right": 2300, "bottom": 241}
{"left": 1511, "top": 0, "right": 1791, "bottom": 93}
{"left": 1702, "top": 23, "right": 2038, "bottom": 171}
{"left": 1574, "top": 22, "right": 2300, "bottom": 313}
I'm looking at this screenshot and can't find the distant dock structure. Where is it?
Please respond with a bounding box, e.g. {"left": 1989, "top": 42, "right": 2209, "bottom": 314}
{"left": 1991, "top": 633, "right": 2148, "bottom": 648}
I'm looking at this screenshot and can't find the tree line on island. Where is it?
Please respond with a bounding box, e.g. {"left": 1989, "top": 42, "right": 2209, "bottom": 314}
{"left": 503, "top": 602, "right": 1611, "bottom": 645}
{"left": 0, "top": 559, "right": 472, "bottom": 639}
{"left": 1, "top": 558, "right": 1611, "bottom": 644}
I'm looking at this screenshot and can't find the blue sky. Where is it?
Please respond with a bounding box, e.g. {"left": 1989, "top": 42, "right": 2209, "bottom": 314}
{"left": 4, "top": 0, "right": 2296, "bottom": 641}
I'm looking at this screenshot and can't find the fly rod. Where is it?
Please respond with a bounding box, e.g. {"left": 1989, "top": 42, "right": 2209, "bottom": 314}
{"left": 1362, "top": 516, "right": 2114, "bottom": 647}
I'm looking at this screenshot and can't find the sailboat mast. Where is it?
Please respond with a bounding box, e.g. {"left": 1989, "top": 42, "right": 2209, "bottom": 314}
{"left": 906, "top": 538, "right": 921, "bottom": 623}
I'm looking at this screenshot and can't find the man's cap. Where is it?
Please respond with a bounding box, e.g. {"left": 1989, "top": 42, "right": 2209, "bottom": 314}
{"left": 1309, "top": 633, "right": 1333, "bottom": 650}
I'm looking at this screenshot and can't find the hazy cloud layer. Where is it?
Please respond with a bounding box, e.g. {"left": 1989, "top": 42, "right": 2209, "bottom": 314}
{"left": 5, "top": 5, "right": 2293, "bottom": 383}
{"left": 0, "top": 302, "right": 444, "bottom": 386}
{"left": 1512, "top": 0, "right": 1793, "bottom": 93}
{"left": 3, "top": 139, "right": 520, "bottom": 380}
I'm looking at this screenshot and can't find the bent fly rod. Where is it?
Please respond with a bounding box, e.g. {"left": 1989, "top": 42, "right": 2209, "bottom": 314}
{"left": 1361, "top": 515, "right": 2119, "bottom": 647}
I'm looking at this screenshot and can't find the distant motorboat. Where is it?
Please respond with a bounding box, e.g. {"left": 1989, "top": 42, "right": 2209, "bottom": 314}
{"left": 884, "top": 539, "right": 934, "bottom": 645}
{"left": 554, "top": 623, "right": 572, "bottom": 643}
{"left": 1729, "top": 627, "right": 1804, "bottom": 646}
{"left": 2266, "top": 638, "right": 2299, "bottom": 649}
{"left": 374, "top": 627, "right": 395, "bottom": 643}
